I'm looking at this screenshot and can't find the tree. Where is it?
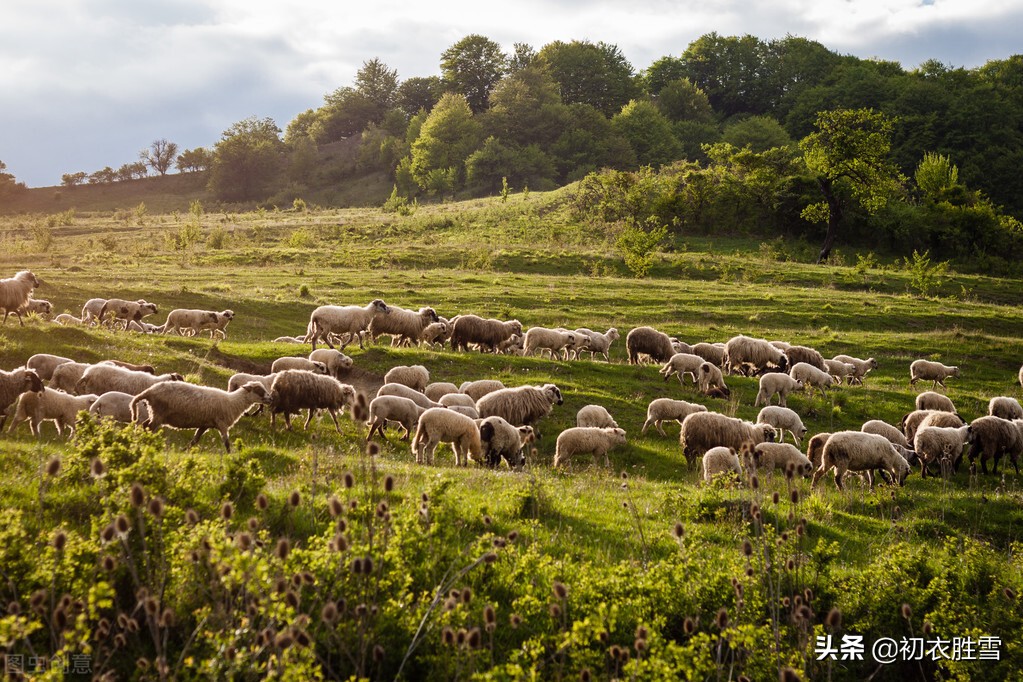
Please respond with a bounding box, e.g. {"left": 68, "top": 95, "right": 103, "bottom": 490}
{"left": 117, "top": 162, "right": 148, "bottom": 181}
{"left": 509, "top": 43, "right": 537, "bottom": 72}
{"left": 536, "top": 40, "right": 640, "bottom": 117}
{"left": 0, "top": 160, "right": 26, "bottom": 196}
{"left": 355, "top": 58, "right": 399, "bottom": 110}
{"left": 61, "top": 172, "right": 87, "bottom": 187}
{"left": 611, "top": 100, "right": 682, "bottom": 167}
{"left": 89, "top": 167, "right": 116, "bottom": 184}
{"left": 312, "top": 87, "right": 382, "bottom": 143}
{"left": 409, "top": 93, "right": 482, "bottom": 191}
{"left": 656, "top": 78, "right": 714, "bottom": 123}
{"left": 483, "top": 67, "right": 562, "bottom": 145}
{"left": 207, "top": 116, "right": 285, "bottom": 202}
{"left": 800, "top": 108, "right": 905, "bottom": 263}
{"left": 396, "top": 76, "right": 445, "bottom": 119}
{"left": 722, "top": 116, "right": 792, "bottom": 152}
{"left": 139, "top": 139, "right": 179, "bottom": 176}
{"left": 441, "top": 34, "right": 508, "bottom": 114}
{"left": 680, "top": 33, "right": 777, "bottom": 118}
{"left": 643, "top": 56, "right": 688, "bottom": 94}
{"left": 548, "top": 103, "right": 636, "bottom": 180}
{"left": 175, "top": 148, "right": 213, "bottom": 173}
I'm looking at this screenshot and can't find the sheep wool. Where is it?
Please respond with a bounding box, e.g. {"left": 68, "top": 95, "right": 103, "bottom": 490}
{"left": 914, "top": 424, "right": 970, "bottom": 477}
{"left": 90, "top": 390, "right": 150, "bottom": 424}
{"left": 424, "top": 382, "right": 460, "bottom": 401}
{"left": 369, "top": 305, "right": 440, "bottom": 347}
{"left": 8, "top": 388, "right": 99, "bottom": 437}
{"left": 788, "top": 362, "right": 834, "bottom": 397}
{"left": 308, "top": 349, "right": 355, "bottom": 379}
{"left": 411, "top": 407, "right": 482, "bottom": 466}
{"left": 966, "top": 416, "right": 1023, "bottom": 475}
{"left": 806, "top": 432, "right": 833, "bottom": 469}
{"left": 26, "top": 354, "right": 75, "bottom": 382}
{"left": 553, "top": 427, "right": 627, "bottom": 468}
{"left": 366, "top": 395, "right": 426, "bottom": 441}
{"left": 476, "top": 384, "right": 564, "bottom": 428}
{"left": 77, "top": 364, "right": 183, "bottom": 397}
{"left": 831, "top": 354, "right": 878, "bottom": 385}
{"left": 383, "top": 365, "right": 430, "bottom": 393}
{"left": 573, "top": 328, "right": 620, "bottom": 362}
{"left": 659, "top": 353, "right": 705, "bottom": 386}
{"left": 812, "top": 431, "right": 910, "bottom": 490}
{"left": 723, "top": 335, "right": 788, "bottom": 376}
{"left": 0, "top": 270, "right": 42, "bottom": 325}
{"left": 626, "top": 326, "right": 677, "bottom": 365}
{"left": 308, "top": 299, "right": 390, "bottom": 350}
{"left": 860, "top": 420, "right": 910, "bottom": 448}
{"left": 679, "top": 411, "right": 776, "bottom": 466}
{"left": 163, "top": 309, "right": 235, "bottom": 339}
{"left": 269, "top": 370, "right": 357, "bottom": 433}
{"left": 271, "top": 357, "right": 329, "bottom": 376}
{"left": 755, "top": 406, "right": 808, "bottom": 447}
{"left": 459, "top": 380, "right": 505, "bottom": 402}
{"left": 702, "top": 446, "right": 742, "bottom": 483}
{"left": 754, "top": 373, "right": 803, "bottom": 407}
{"left": 478, "top": 416, "right": 533, "bottom": 468}
{"left": 376, "top": 383, "right": 440, "bottom": 410}
{"left": 910, "top": 359, "right": 960, "bottom": 389}
{"left": 988, "top": 396, "right": 1023, "bottom": 420}
{"left": 576, "top": 404, "right": 618, "bottom": 429}
{"left": 450, "top": 315, "right": 522, "bottom": 353}
{"left": 747, "top": 442, "right": 813, "bottom": 477}
{"left": 641, "top": 398, "right": 707, "bottom": 437}
{"left": 697, "top": 362, "right": 730, "bottom": 396}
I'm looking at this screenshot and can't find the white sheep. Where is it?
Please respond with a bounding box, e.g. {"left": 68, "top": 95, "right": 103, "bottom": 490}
{"left": 411, "top": 407, "right": 482, "bottom": 466}
{"left": 626, "top": 326, "right": 677, "bottom": 365}
{"left": 424, "top": 382, "right": 459, "bottom": 401}
{"left": 376, "top": 383, "right": 441, "bottom": 410}
{"left": 696, "top": 362, "right": 730, "bottom": 397}
{"left": 308, "top": 349, "right": 354, "bottom": 379}
{"left": 127, "top": 320, "right": 162, "bottom": 334}
{"left": 806, "top": 432, "right": 832, "bottom": 470}
{"left": 901, "top": 409, "right": 965, "bottom": 443}
{"left": 812, "top": 431, "right": 911, "bottom": 490}
{"left": 691, "top": 342, "right": 726, "bottom": 367}
{"left": 26, "top": 354, "right": 75, "bottom": 382}
{"left": 273, "top": 335, "right": 308, "bottom": 344}
{"left": 659, "top": 353, "right": 705, "bottom": 386}
{"left": 679, "top": 411, "right": 776, "bottom": 466}
{"left": 19, "top": 297, "right": 52, "bottom": 319}
{"left": 80, "top": 298, "right": 107, "bottom": 326}
{"left": 860, "top": 420, "right": 910, "bottom": 449}
{"left": 269, "top": 371, "right": 356, "bottom": 433}
{"left": 270, "top": 357, "right": 329, "bottom": 375}
{"left": 910, "top": 359, "right": 960, "bottom": 389}
{"left": 0, "top": 368, "right": 44, "bottom": 431}
{"left": 131, "top": 381, "right": 272, "bottom": 452}
{"left": 0, "top": 271, "right": 42, "bottom": 325}
{"left": 308, "top": 299, "right": 390, "bottom": 350}
{"left": 419, "top": 320, "right": 453, "bottom": 349}
{"left": 789, "top": 362, "right": 834, "bottom": 397}
{"left": 478, "top": 416, "right": 534, "bottom": 468}
{"left": 450, "top": 315, "right": 522, "bottom": 353}
{"left": 383, "top": 365, "right": 430, "bottom": 393}
{"left": 522, "top": 327, "right": 582, "bottom": 360}
{"left": 831, "top": 354, "right": 878, "bottom": 385}
{"left": 439, "top": 393, "right": 477, "bottom": 409}
{"left": 641, "top": 398, "right": 707, "bottom": 437}
{"left": 497, "top": 333, "right": 525, "bottom": 356}
{"left": 1019, "top": 364, "right": 1023, "bottom": 389}
{"left": 576, "top": 404, "right": 618, "bottom": 429}
{"left": 915, "top": 391, "right": 957, "bottom": 413}
{"left": 49, "top": 362, "right": 91, "bottom": 394}
{"left": 745, "top": 442, "right": 813, "bottom": 477}
{"left": 823, "top": 359, "right": 856, "bottom": 384}
{"left": 53, "top": 313, "right": 84, "bottom": 326}
{"left": 459, "top": 379, "right": 505, "bottom": 402}
{"left": 754, "top": 373, "right": 803, "bottom": 407}
{"left": 783, "top": 345, "right": 826, "bottom": 371}
{"left": 77, "top": 364, "right": 184, "bottom": 396}
{"left": 573, "top": 328, "right": 620, "bottom": 362}
{"left": 476, "top": 384, "right": 564, "bottom": 429}
{"left": 369, "top": 305, "right": 440, "bottom": 347}
{"left": 162, "top": 309, "right": 235, "bottom": 339}
{"left": 90, "top": 390, "right": 150, "bottom": 424}
{"left": 756, "top": 406, "right": 808, "bottom": 447}
{"left": 723, "top": 335, "right": 788, "bottom": 376}
{"left": 965, "top": 416, "right": 1023, "bottom": 475}
{"left": 553, "top": 427, "right": 627, "bottom": 467}
{"left": 446, "top": 405, "right": 480, "bottom": 419}
{"left": 914, "top": 424, "right": 970, "bottom": 477}
{"left": 99, "top": 298, "right": 158, "bottom": 329}
{"left": 702, "top": 446, "right": 742, "bottom": 483}
{"left": 989, "top": 396, "right": 1023, "bottom": 420}
{"left": 366, "top": 395, "right": 427, "bottom": 441}
{"left": 8, "top": 388, "right": 99, "bottom": 437}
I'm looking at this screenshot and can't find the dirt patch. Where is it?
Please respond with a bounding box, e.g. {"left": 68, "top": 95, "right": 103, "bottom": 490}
{"left": 205, "top": 347, "right": 272, "bottom": 375}
{"left": 336, "top": 366, "right": 386, "bottom": 399}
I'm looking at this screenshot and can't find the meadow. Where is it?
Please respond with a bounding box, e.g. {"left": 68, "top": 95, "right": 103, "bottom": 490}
{"left": 0, "top": 187, "right": 1021, "bottom": 680}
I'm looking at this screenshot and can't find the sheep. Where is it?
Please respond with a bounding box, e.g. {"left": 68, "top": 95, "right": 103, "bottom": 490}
{"left": 270, "top": 357, "right": 329, "bottom": 375}
{"left": 914, "top": 391, "right": 956, "bottom": 414}
{"left": 910, "top": 359, "right": 960, "bottom": 390}
{"left": 659, "top": 353, "right": 705, "bottom": 386}
{"left": 53, "top": 313, "right": 84, "bottom": 326}
{"left": 691, "top": 342, "right": 726, "bottom": 367}
{"left": 80, "top": 298, "right": 107, "bottom": 326}
{"left": 419, "top": 320, "right": 453, "bottom": 349}
{"left": 702, "top": 446, "right": 742, "bottom": 483}
{"left": 989, "top": 396, "right": 1023, "bottom": 420}
{"left": 100, "top": 359, "right": 156, "bottom": 374}
{"left": 755, "top": 406, "right": 808, "bottom": 447}
{"left": 831, "top": 355, "right": 878, "bottom": 385}
{"left": 806, "top": 432, "right": 833, "bottom": 469}
{"left": 19, "top": 297, "right": 52, "bottom": 319}
{"left": 308, "top": 299, "right": 390, "bottom": 350}
{"left": 789, "top": 362, "right": 834, "bottom": 397}
{"left": 90, "top": 391, "right": 150, "bottom": 424}
{"left": 696, "top": 362, "right": 730, "bottom": 397}
{"left": 366, "top": 395, "right": 427, "bottom": 441}
{"left": 127, "top": 320, "right": 163, "bottom": 334}
{"left": 861, "top": 420, "right": 910, "bottom": 449}
{"left": 8, "top": 388, "right": 99, "bottom": 437}
{"left": 1019, "top": 364, "right": 1023, "bottom": 389}
{"left": 411, "top": 407, "right": 482, "bottom": 466}
{"left": 965, "top": 416, "right": 1023, "bottom": 475}
{"left": 746, "top": 442, "right": 813, "bottom": 477}
{"left": 914, "top": 424, "right": 970, "bottom": 477}
{"left": 522, "top": 327, "right": 582, "bottom": 360}
{"left": 49, "top": 362, "right": 91, "bottom": 394}
{"left": 901, "top": 409, "right": 965, "bottom": 443}
{"left": 723, "top": 335, "right": 788, "bottom": 376}
{"left": 626, "top": 326, "right": 677, "bottom": 365}
{"left": 162, "top": 309, "right": 235, "bottom": 339}
{"left": 783, "top": 345, "right": 826, "bottom": 371}
{"left": 0, "top": 368, "right": 45, "bottom": 431}
{"left": 273, "top": 335, "right": 308, "bottom": 344}
{"left": 754, "top": 373, "right": 803, "bottom": 407}
{"left": 269, "top": 370, "right": 357, "bottom": 433}
{"left": 769, "top": 341, "right": 791, "bottom": 351}
{"left": 823, "top": 359, "right": 856, "bottom": 384}
{"left": 77, "top": 364, "right": 184, "bottom": 397}
{"left": 679, "top": 411, "right": 776, "bottom": 466}
{"left": 447, "top": 405, "right": 480, "bottom": 419}
{"left": 641, "top": 398, "right": 707, "bottom": 437}
{"left": 439, "top": 393, "right": 477, "bottom": 409}
{"left": 308, "top": 349, "right": 354, "bottom": 379}
{"left": 26, "top": 354, "right": 75, "bottom": 382}
{"left": 131, "top": 380, "right": 272, "bottom": 452}
{"left": 425, "top": 382, "right": 459, "bottom": 401}
{"left": 450, "top": 315, "right": 523, "bottom": 353}
{"left": 573, "top": 328, "right": 620, "bottom": 362}
{"left": 812, "top": 431, "right": 911, "bottom": 490}
{"left": 98, "top": 298, "right": 159, "bottom": 329}
{"left": 459, "top": 380, "right": 506, "bottom": 402}
{"left": 553, "top": 427, "right": 627, "bottom": 468}
{"left": 476, "top": 384, "right": 564, "bottom": 430}
{"left": 368, "top": 305, "right": 440, "bottom": 346}
{"left": 478, "top": 416, "right": 534, "bottom": 468}
{"left": 376, "top": 383, "right": 441, "bottom": 410}
{"left": 228, "top": 372, "right": 276, "bottom": 393}
{"left": 0, "top": 270, "right": 42, "bottom": 325}
{"left": 576, "top": 404, "right": 618, "bottom": 429}
{"left": 383, "top": 365, "right": 430, "bottom": 393}
{"left": 497, "top": 333, "right": 525, "bottom": 355}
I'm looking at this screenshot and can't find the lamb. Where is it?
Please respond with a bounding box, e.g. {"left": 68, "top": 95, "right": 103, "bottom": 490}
{"left": 90, "top": 391, "right": 150, "bottom": 424}
{"left": 308, "top": 349, "right": 354, "bottom": 379}
{"left": 573, "top": 328, "right": 620, "bottom": 362}
{"left": 162, "top": 309, "right": 235, "bottom": 339}
{"left": 270, "top": 357, "right": 329, "bottom": 375}
{"left": 916, "top": 391, "right": 957, "bottom": 413}
{"left": 756, "top": 406, "right": 808, "bottom": 447}
{"left": 789, "top": 362, "right": 834, "bottom": 397}
{"left": 497, "top": 333, "right": 525, "bottom": 355}
{"left": 696, "top": 362, "right": 730, "bottom": 397}
{"left": 553, "top": 427, "right": 627, "bottom": 468}
{"left": 53, "top": 314, "right": 84, "bottom": 326}
{"left": 823, "top": 359, "right": 856, "bottom": 385}
{"left": 131, "top": 380, "right": 272, "bottom": 452}
{"left": 439, "top": 393, "right": 477, "bottom": 409}
{"left": 783, "top": 345, "right": 826, "bottom": 371}
{"left": 861, "top": 420, "right": 910, "bottom": 449}
{"left": 478, "top": 416, "right": 534, "bottom": 468}
{"left": 411, "top": 407, "right": 482, "bottom": 466}
{"left": 98, "top": 298, "right": 158, "bottom": 329}
{"left": 641, "top": 398, "right": 707, "bottom": 437}
{"left": 8, "top": 388, "right": 99, "bottom": 437}
{"left": 450, "top": 314, "right": 522, "bottom": 353}
{"left": 702, "top": 446, "right": 742, "bottom": 483}
{"left": 745, "top": 442, "right": 813, "bottom": 477}
{"left": 831, "top": 355, "right": 878, "bottom": 385}
{"left": 576, "top": 404, "right": 618, "bottom": 429}
{"left": 273, "top": 336, "right": 308, "bottom": 344}
{"left": 424, "top": 382, "right": 460, "bottom": 401}
{"left": 307, "top": 299, "right": 390, "bottom": 350}
{"left": 0, "top": 368, "right": 45, "bottom": 431}
{"left": 691, "top": 342, "right": 726, "bottom": 367}
{"left": 77, "top": 364, "right": 184, "bottom": 396}
{"left": 366, "top": 395, "right": 427, "bottom": 441}
{"left": 0, "top": 271, "right": 42, "bottom": 325}
{"left": 376, "top": 383, "right": 441, "bottom": 410}
{"left": 989, "top": 396, "right": 1023, "bottom": 420}
{"left": 626, "top": 326, "right": 677, "bottom": 365}
{"left": 446, "top": 405, "right": 480, "bottom": 419}
{"left": 101, "top": 359, "right": 156, "bottom": 374}
{"left": 914, "top": 424, "right": 970, "bottom": 477}
{"left": 806, "top": 432, "right": 832, "bottom": 469}
{"left": 901, "top": 409, "right": 965, "bottom": 443}
{"left": 459, "top": 380, "right": 505, "bottom": 402}
{"left": 49, "top": 362, "right": 91, "bottom": 394}
{"left": 679, "top": 411, "right": 776, "bottom": 466}
{"left": 419, "top": 320, "right": 453, "bottom": 349}
{"left": 26, "top": 354, "right": 75, "bottom": 382}
{"left": 127, "top": 320, "right": 162, "bottom": 334}
{"left": 476, "top": 384, "right": 564, "bottom": 429}
{"left": 80, "top": 299, "right": 107, "bottom": 326}
{"left": 523, "top": 327, "right": 586, "bottom": 360}
{"left": 269, "top": 370, "right": 357, "bottom": 433}
{"left": 228, "top": 372, "right": 277, "bottom": 393}
{"left": 965, "top": 416, "right": 1023, "bottom": 475}
{"left": 19, "top": 298, "right": 52, "bottom": 319}
{"left": 754, "top": 373, "right": 803, "bottom": 407}
{"left": 722, "top": 335, "right": 788, "bottom": 376}
{"left": 383, "top": 365, "right": 430, "bottom": 393}
{"left": 368, "top": 305, "right": 440, "bottom": 347}
{"left": 659, "top": 353, "right": 706, "bottom": 386}
{"left": 812, "top": 431, "right": 911, "bottom": 490}
{"left": 910, "top": 359, "right": 960, "bottom": 389}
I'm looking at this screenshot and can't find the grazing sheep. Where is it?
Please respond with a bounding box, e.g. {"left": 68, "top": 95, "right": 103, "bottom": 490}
{"left": 746, "top": 442, "right": 813, "bottom": 477}
{"left": 90, "top": 391, "right": 150, "bottom": 424}
{"left": 19, "top": 298, "right": 52, "bottom": 319}
{"left": 366, "top": 395, "right": 427, "bottom": 441}
{"left": 459, "top": 380, "right": 505, "bottom": 402}
{"left": 789, "top": 362, "right": 834, "bottom": 397}
{"left": 914, "top": 424, "right": 970, "bottom": 477}
{"left": 478, "top": 416, "right": 534, "bottom": 468}
{"left": 8, "top": 388, "right": 99, "bottom": 437}
{"left": 0, "top": 368, "right": 45, "bottom": 431}
{"left": 553, "top": 427, "right": 627, "bottom": 468}
{"left": 691, "top": 342, "right": 726, "bottom": 367}
{"left": 574, "top": 328, "right": 620, "bottom": 362}
{"left": 131, "top": 381, "right": 272, "bottom": 452}
{"left": 523, "top": 327, "right": 584, "bottom": 360}
{"left": 369, "top": 305, "right": 440, "bottom": 346}
{"left": 769, "top": 341, "right": 791, "bottom": 351}
{"left": 806, "top": 432, "right": 833, "bottom": 469}
{"left": 308, "top": 299, "right": 390, "bottom": 351}
{"left": 425, "top": 382, "right": 460, "bottom": 401}
{"left": 812, "top": 431, "right": 911, "bottom": 490}
{"left": 226, "top": 372, "right": 278, "bottom": 416}
{"left": 641, "top": 398, "right": 707, "bottom": 437}
{"left": 916, "top": 391, "right": 957, "bottom": 413}
{"left": 659, "top": 353, "right": 705, "bottom": 386}
{"left": 476, "top": 384, "right": 564, "bottom": 429}
{"left": 100, "top": 359, "right": 156, "bottom": 374}
{"left": 80, "top": 299, "right": 107, "bottom": 326}
{"left": 902, "top": 409, "right": 965, "bottom": 443}
{"left": 784, "top": 345, "right": 826, "bottom": 371}
{"left": 702, "top": 446, "right": 743, "bottom": 483}
{"left": 450, "top": 314, "right": 522, "bottom": 353}
{"left": 576, "top": 404, "right": 618, "bottom": 429}
{"left": 383, "top": 365, "right": 430, "bottom": 393}
{"left": 376, "top": 383, "right": 441, "bottom": 410}
{"left": 910, "top": 359, "right": 960, "bottom": 389}
{"left": 626, "top": 326, "right": 677, "bottom": 365}
{"left": 77, "top": 364, "right": 183, "bottom": 396}
{"left": 966, "top": 416, "right": 1023, "bottom": 475}
{"left": 98, "top": 298, "right": 158, "bottom": 329}
{"left": 861, "top": 420, "right": 910, "bottom": 449}
{"left": 679, "top": 412, "right": 776, "bottom": 466}
{"left": 754, "top": 373, "right": 803, "bottom": 407}
{"left": 419, "top": 320, "right": 453, "bottom": 349}
{"left": 0, "top": 271, "right": 42, "bottom": 325}
{"left": 439, "top": 393, "right": 477, "bottom": 409}
{"left": 496, "top": 333, "right": 525, "bottom": 355}
{"left": 723, "top": 335, "right": 788, "bottom": 376}
{"left": 53, "top": 313, "right": 84, "bottom": 326}
{"left": 270, "top": 357, "right": 329, "bottom": 375}
{"left": 831, "top": 355, "right": 878, "bottom": 385}
{"left": 411, "top": 407, "right": 482, "bottom": 466}
{"left": 269, "top": 370, "right": 357, "bottom": 432}
{"left": 162, "top": 309, "right": 235, "bottom": 339}
{"left": 307, "top": 349, "right": 354, "bottom": 379}
{"left": 696, "top": 362, "right": 730, "bottom": 397}
{"left": 989, "top": 396, "right": 1023, "bottom": 420}
{"left": 26, "top": 354, "right": 75, "bottom": 382}
{"left": 49, "top": 362, "right": 91, "bottom": 394}
{"left": 446, "top": 405, "right": 479, "bottom": 419}
{"left": 823, "top": 359, "right": 856, "bottom": 384}
{"left": 756, "top": 406, "right": 808, "bottom": 447}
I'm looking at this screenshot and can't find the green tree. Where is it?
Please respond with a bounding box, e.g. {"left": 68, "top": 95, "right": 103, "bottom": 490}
{"left": 483, "top": 67, "right": 562, "bottom": 145}
{"left": 0, "top": 160, "right": 26, "bottom": 196}
{"left": 175, "top": 148, "right": 212, "bottom": 173}
{"left": 409, "top": 93, "right": 482, "bottom": 191}
{"left": 464, "top": 137, "right": 555, "bottom": 193}
{"left": 536, "top": 40, "right": 640, "bottom": 117}
{"left": 611, "top": 100, "right": 682, "bottom": 167}
{"left": 656, "top": 77, "right": 714, "bottom": 123}
{"left": 139, "top": 139, "right": 179, "bottom": 176}
{"left": 312, "top": 87, "right": 382, "bottom": 142}
{"left": 355, "top": 58, "right": 399, "bottom": 110}
{"left": 441, "top": 34, "right": 508, "bottom": 114}
{"left": 89, "top": 166, "right": 116, "bottom": 184}
{"left": 643, "top": 56, "right": 688, "bottom": 94}
{"left": 722, "top": 115, "right": 792, "bottom": 152}
{"left": 800, "top": 108, "right": 905, "bottom": 263}
{"left": 396, "top": 76, "right": 445, "bottom": 119}
{"left": 548, "top": 103, "right": 636, "bottom": 181}
{"left": 509, "top": 42, "right": 537, "bottom": 72}
{"left": 61, "top": 171, "right": 87, "bottom": 187}
{"left": 208, "top": 116, "right": 286, "bottom": 202}
{"left": 681, "top": 33, "right": 777, "bottom": 117}
{"left": 284, "top": 108, "right": 321, "bottom": 144}
{"left": 914, "top": 152, "right": 960, "bottom": 200}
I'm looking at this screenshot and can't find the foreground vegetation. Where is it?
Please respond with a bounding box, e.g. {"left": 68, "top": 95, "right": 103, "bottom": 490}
{"left": 1, "top": 192, "right": 1021, "bottom": 680}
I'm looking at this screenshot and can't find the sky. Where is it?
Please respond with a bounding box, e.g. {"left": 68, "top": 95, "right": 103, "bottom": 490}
{"left": 2, "top": 0, "right": 1021, "bottom": 189}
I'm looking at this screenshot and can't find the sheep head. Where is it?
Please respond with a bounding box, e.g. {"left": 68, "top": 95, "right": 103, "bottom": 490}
{"left": 543, "top": 384, "right": 564, "bottom": 405}
{"left": 370, "top": 299, "right": 389, "bottom": 314}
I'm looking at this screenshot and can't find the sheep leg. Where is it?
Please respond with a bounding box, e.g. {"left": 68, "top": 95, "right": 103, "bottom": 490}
{"left": 188, "top": 427, "right": 209, "bottom": 449}
{"left": 325, "top": 409, "right": 342, "bottom": 434}
{"left": 303, "top": 409, "right": 316, "bottom": 430}
{"left": 219, "top": 428, "right": 232, "bottom": 453}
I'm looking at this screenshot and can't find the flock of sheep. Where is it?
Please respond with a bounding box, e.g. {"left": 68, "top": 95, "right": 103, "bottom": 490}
{"left": 2, "top": 270, "right": 1022, "bottom": 489}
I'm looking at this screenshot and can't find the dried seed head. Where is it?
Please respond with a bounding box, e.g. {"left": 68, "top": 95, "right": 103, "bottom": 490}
{"left": 610, "top": 645, "right": 622, "bottom": 660}
{"left": 288, "top": 490, "right": 301, "bottom": 508}
{"left": 785, "top": 462, "right": 796, "bottom": 479}
{"left": 461, "top": 587, "right": 472, "bottom": 604}
{"left": 129, "top": 482, "right": 146, "bottom": 508}
{"left": 786, "top": 559, "right": 795, "bottom": 571}
{"left": 52, "top": 530, "right": 67, "bottom": 552}
{"left": 363, "top": 557, "right": 374, "bottom": 574}
{"left": 321, "top": 602, "right": 338, "bottom": 624}
{"left": 483, "top": 552, "right": 498, "bottom": 564}
{"left": 826, "top": 608, "right": 842, "bottom": 629}
{"left": 275, "top": 632, "right": 294, "bottom": 649}
{"left": 742, "top": 540, "right": 753, "bottom": 557}
{"left": 580, "top": 669, "right": 592, "bottom": 682}
{"left": 102, "top": 555, "right": 116, "bottom": 572}
{"left": 236, "top": 532, "right": 253, "bottom": 551}
{"left": 90, "top": 457, "right": 105, "bottom": 479}
{"left": 160, "top": 608, "right": 175, "bottom": 628}
{"left": 673, "top": 522, "right": 685, "bottom": 539}
{"left": 332, "top": 534, "right": 348, "bottom": 552}
{"left": 510, "top": 613, "right": 522, "bottom": 628}
{"left": 553, "top": 581, "right": 568, "bottom": 600}
{"left": 772, "top": 492, "right": 781, "bottom": 504}
{"left": 285, "top": 590, "right": 299, "bottom": 609}
{"left": 804, "top": 588, "right": 813, "bottom": 603}
{"left": 467, "top": 627, "right": 482, "bottom": 649}
{"left": 790, "top": 490, "right": 800, "bottom": 504}
{"left": 715, "top": 608, "right": 728, "bottom": 629}
{"left": 367, "top": 441, "right": 380, "bottom": 457}
{"left": 275, "top": 538, "right": 291, "bottom": 561}
{"left": 922, "top": 621, "right": 933, "bottom": 635}
{"left": 373, "top": 644, "right": 384, "bottom": 662}
{"left": 442, "top": 626, "right": 455, "bottom": 646}
{"left": 143, "top": 597, "right": 158, "bottom": 616}
{"left": 507, "top": 530, "right": 519, "bottom": 543}
{"left": 295, "top": 630, "right": 310, "bottom": 647}
{"left": 246, "top": 516, "right": 259, "bottom": 532}
{"left": 444, "top": 597, "right": 457, "bottom": 612}
{"left": 1004, "top": 587, "right": 1017, "bottom": 600}
{"left": 344, "top": 472, "right": 355, "bottom": 489}
{"left": 147, "top": 497, "right": 164, "bottom": 519}
{"left": 484, "top": 604, "right": 496, "bottom": 624}
{"left": 384, "top": 475, "right": 394, "bottom": 492}
{"left": 351, "top": 558, "right": 363, "bottom": 575}
{"left": 683, "top": 617, "right": 695, "bottom": 634}
{"left": 780, "top": 667, "right": 802, "bottom": 682}
{"left": 746, "top": 567, "right": 754, "bottom": 578}
{"left": 634, "top": 638, "right": 647, "bottom": 652}
{"left": 635, "top": 625, "right": 648, "bottom": 639}
{"left": 901, "top": 603, "right": 912, "bottom": 620}
{"left": 114, "top": 514, "right": 130, "bottom": 536}
{"left": 220, "top": 502, "right": 234, "bottom": 520}
{"left": 46, "top": 456, "right": 62, "bottom": 477}
{"left": 185, "top": 509, "right": 199, "bottom": 525}
{"left": 549, "top": 603, "right": 562, "bottom": 618}
{"left": 751, "top": 475, "right": 759, "bottom": 490}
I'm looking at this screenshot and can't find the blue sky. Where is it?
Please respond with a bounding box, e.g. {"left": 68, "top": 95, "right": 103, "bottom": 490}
{"left": 2, "top": 0, "right": 1020, "bottom": 188}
